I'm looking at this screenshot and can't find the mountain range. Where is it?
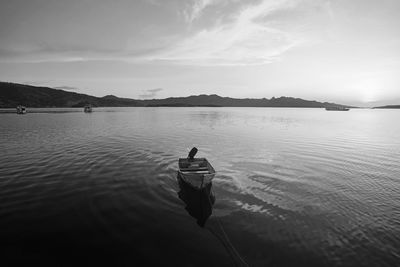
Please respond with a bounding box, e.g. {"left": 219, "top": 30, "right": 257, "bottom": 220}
{"left": 0, "top": 81, "right": 358, "bottom": 108}
{"left": 373, "top": 105, "right": 400, "bottom": 109}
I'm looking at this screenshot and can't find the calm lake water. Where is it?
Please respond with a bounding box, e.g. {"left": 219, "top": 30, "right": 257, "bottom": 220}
{"left": 1, "top": 107, "right": 399, "bottom": 266}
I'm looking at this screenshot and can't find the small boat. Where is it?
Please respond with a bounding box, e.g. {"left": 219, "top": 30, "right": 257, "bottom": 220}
{"left": 16, "top": 105, "right": 27, "bottom": 114}
{"left": 325, "top": 106, "right": 350, "bottom": 111}
{"left": 178, "top": 147, "right": 216, "bottom": 189}
{"left": 84, "top": 104, "right": 93, "bottom": 113}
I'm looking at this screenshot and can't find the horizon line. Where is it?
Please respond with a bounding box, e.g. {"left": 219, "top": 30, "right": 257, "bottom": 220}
{"left": 1, "top": 80, "right": 396, "bottom": 108}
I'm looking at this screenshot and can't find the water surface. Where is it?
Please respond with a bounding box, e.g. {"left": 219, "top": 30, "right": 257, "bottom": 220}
{"left": 1, "top": 107, "right": 399, "bottom": 266}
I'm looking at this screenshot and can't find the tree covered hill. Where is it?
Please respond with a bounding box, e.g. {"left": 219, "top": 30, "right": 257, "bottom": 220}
{"left": 0, "top": 82, "right": 142, "bottom": 108}
{"left": 0, "top": 82, "right": 352, "bottom": 108}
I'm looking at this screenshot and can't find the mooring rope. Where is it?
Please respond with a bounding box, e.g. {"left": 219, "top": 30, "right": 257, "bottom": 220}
{"left": 206, "top": 186, "right": 249, "bottom": 267}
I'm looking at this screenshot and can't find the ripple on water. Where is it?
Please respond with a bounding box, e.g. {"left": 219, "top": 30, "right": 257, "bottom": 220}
{"left": 1, "top": 108, "right": 400, "bottom": 266}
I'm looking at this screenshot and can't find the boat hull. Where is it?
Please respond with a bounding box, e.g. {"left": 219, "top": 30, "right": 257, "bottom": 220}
{"left": 178, "top": 171, "right": 215, "bottom": 189}
{"left": 178, "top": 158, "right": 215, "bottom": 189}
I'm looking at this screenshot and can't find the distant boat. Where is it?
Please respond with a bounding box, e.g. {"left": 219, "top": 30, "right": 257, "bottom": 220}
{"left": 325, "top": 106, "right": 350, "bottom": 111}
{"left": 84, "top": 104, "right": 93, "bottom": 113}
{"left": 178, "top": 147, "right": 215, "bottom": 189}
{"left": 16, "top": 105, "right": 27, "bottom": 114}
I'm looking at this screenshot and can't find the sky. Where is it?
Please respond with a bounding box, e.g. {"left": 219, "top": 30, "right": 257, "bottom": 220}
{"left": 0, "top": 0, "right": 399, "bottom": 105}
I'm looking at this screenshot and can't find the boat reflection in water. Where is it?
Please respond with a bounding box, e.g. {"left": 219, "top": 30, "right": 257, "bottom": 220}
{"left": 177, "top": 174, "right": 215, "bottom": 227}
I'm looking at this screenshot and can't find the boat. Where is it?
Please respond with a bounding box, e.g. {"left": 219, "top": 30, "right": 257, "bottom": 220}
{"left": 84, "top": 104, "right": 93, "bottom": 113}
{"left": 325, "top": 106, "right": 350, "bottom": 111}
{"left": 16, "top": 105, "right": 27, "bottom": 114}
{"left": 178, "top": 147, "right": 216, "bottom": 189}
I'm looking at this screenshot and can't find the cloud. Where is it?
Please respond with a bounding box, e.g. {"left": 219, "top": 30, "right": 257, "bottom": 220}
{"left": 152, "top": 0, "right": 298, "bottom": 65}
{"left": 152, "top": 0, "right": 332, "bottom": 65}
{"left": 0, "top": 0, "right": 333, "bottom": 66}
{"left": 54, "top": 86, "right": 80, "bottom": 91}
{"left": 0, "top": 44, "right": 167, "bottom": 63}
{"left": 19, "top": 82, "right": 80, "bottom": 91}
{"left": 185, "top": 0, "right": 217, "bottom": 23}
{"left": 139, "top": 88, "right": 163, "bottom": 99}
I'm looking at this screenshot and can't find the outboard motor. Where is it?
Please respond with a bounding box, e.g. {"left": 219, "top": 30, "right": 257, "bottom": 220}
{"left": 188, "top": 147, "right": 198, "bottom": 160}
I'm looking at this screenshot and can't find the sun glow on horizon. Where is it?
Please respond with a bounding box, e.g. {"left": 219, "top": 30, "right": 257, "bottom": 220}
{"left": 353, "top": 78, "right": 382, "bottom": 103}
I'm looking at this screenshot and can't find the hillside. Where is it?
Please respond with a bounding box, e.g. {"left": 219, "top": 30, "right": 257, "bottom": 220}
{"left": 373, "top": 105, "right": 400, "bottom": 109}
{"left": 142, "top": 94, "right": 349, "bottom": 108}
{"left": 0, "top": 82, "right": 142, "bottom": 108}
{"left": 0, "top": 82, "right": 352, "bottom": 108}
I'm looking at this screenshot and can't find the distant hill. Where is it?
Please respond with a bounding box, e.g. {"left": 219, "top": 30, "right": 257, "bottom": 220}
{"left": 142, "top": 94, "right": 350, "bottom": 108}
{"left": 0, "top": 82, "right": 352, "bottom": 108}
{"left": 0, "top": 82, "right": 142, "bottom": 108}
{"left": 373, "top": 105, "right": 400, "bottom": 109}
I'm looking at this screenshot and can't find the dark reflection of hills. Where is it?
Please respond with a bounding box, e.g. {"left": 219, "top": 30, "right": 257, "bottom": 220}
{"left": 177, "top": 175, "right": 215, "bottom": 227}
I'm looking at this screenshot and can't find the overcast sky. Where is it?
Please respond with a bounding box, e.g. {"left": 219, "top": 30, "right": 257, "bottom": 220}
{"left": 1, "top": 0, "right": 399, "bottom": 105}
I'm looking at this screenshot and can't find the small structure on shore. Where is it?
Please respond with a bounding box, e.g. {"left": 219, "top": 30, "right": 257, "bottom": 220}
{"left": 16, "top": 105, "right": 27, "bottom": 114}
{"left": 325, "top": 106, "right": 350, "bottom": 111}
{"left": 84, "top": 104, "right": 93, "bottom": 113}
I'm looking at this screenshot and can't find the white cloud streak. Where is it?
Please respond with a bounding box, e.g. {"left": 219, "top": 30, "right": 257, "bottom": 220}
{"left": 185, "top": 0, "right": 217, "bottom": 23}
{"left": 139, "top": 88, "right": 163, "bottom": 99}
{"left": 0, "top": 0, "right": 332, "bottom": 66}
{"left": 155, "top": 0, "right": 325, "bottom": 65}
